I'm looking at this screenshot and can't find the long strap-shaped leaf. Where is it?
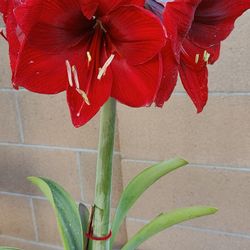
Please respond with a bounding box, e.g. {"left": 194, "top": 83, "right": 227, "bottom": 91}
{"left": 111, "top": 158, "right": 188, "bottom": 247}
{"left": 28, "top": 177, "right": 84, "bottom": 250}
{"left": 121, "top": 206, "right": 218, "bottom": 250}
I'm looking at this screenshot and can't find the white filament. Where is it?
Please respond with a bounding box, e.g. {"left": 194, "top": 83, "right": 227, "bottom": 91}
{"left": 97, "top": 54, "right": 115, "bottom": 80}
{"left": 72, "top": 65, "right": 80, "bottom": 89}
{"left": 195, "top": 54, "right": 200, "bottom": 64}
{"left": 65, "top": 60, "right": 73, "bottom": 87}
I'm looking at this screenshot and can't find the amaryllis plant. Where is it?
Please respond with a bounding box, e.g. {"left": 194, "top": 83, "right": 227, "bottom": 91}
{"left": 0, "top": 0, "right": 249, "bottom": 250}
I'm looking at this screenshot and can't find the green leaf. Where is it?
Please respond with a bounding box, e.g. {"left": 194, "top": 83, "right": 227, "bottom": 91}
{"left": 0, "top": 248, "right": 22, "bottom": 250}
{"left": 79, "top": 203, "right": 90, "bottom": 234}
{"left": 28, "top": 177, "right": 83, "bottom": 250}
{"left": 121, "top": 206, "right": 218, "bottom": 250}
{"left": 111, "top": 158, "right": 188, "bottom": 247}
{"left": 79, "top": 203, "right": 90, "bottom": 249}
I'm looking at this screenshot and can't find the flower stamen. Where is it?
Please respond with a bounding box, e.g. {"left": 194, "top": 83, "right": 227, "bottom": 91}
{"left": 72, "top": 65, "right": 90, "bottom": 106}
{"left": 72, "top": 65, "right": 80, "bottom": 89}
{"left": 94, "top": 20, "right": 107, "bottom": 33}
{"left": 203, "top": 50, "right": 210, "bottom": 63}
{"left": 87, "top": 51, "right": 92, "bottom": 66}
{"left": 195, "top": 54, "right": 200, "bottom": 64}
{"left": 65, "top": 60, "right": 73, "bottom": 87}
{"left": 76, "top": 88, "right": 91, "bottom": 106}
{"left": 97, "top": 54, "right": 115, "bottom": 80}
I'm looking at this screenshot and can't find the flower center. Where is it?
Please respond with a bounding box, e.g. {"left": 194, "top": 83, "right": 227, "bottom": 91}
{"left": 65, "top": 19, "right": 115, "bottom": 117}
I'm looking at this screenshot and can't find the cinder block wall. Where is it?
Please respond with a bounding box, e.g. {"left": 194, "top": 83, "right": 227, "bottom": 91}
{"left": 1, "top": 12, "right": 250, "bottom": 250}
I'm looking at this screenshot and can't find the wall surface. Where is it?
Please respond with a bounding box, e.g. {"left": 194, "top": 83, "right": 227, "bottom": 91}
{"left": 1, "top": 11, "right": 250, "bottom": 250}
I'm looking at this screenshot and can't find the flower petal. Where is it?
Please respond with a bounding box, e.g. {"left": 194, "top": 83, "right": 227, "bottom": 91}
{"left": 67, "top": 48, "right": 112, "bottom": 127}
{"left": 97, "top": 0, "right": 123, "bottom": 15}
{"left": 80, "top": 0, "right": 98, "bottom": 19}
{"left": 111, "top": 54, "right": 162, "bottom": 107}
{"left": 178, "top": 37, "right": 221, "bottom": 112}
{"left": 189, "top": 0, "right": 250, "bottom": 47}
{"left": 0, "top": 0, "right": 8, "bottom": 15}
{"left": 155, "top": 42, "right": 178, "bottom": 107}
{"left": 14, "top": 0, "right": 84, "bottom": 35}
{"left": 3, "top": 0, "right": 24, "bottom": 80}
{"left": 13, "top": 41, "right": 88, "bottom": 94}
{"left": 164, "top": 0, "right": 201, "bottom": 60}
{"left": 179, "top": 61, "right": 208, "bottom": 113}
{"left": 15, "top": 0, "right": 92, "bottom": 53}
{"left": 122, "top": 0, "right": 145, "bottom": 6}
{"left": 104, "top": 5, "right": 165, "bottom": 65}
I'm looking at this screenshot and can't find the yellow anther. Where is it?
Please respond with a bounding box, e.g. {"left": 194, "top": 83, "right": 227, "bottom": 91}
{"left": 87, "top": 51, "right": 92, "bottom": 65}
{"left": 76, "top": 88, "right": 90, "bottom": 106}
{"left": 203, "top": 50, "right": 210, "bottom": 63}
{"left": 195, "top": 54, "right": 200, "bottom": 64}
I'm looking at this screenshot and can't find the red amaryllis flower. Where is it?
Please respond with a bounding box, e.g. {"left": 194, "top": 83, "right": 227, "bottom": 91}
{"left": 147, "top": 0, "right": 250, "bottom": 112}
{"left": 0, "top": 0, "right": 24, "bottom": 84}
{"left": 1, "top": 0, "right": 165, "bottom": 127}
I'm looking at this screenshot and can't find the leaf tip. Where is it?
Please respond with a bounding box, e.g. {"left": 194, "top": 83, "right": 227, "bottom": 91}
{"left": 27, "top": 176, "right": 42, "bottom": 184}
{"left": 209, "top": 207, "right": 218, "bottom": 214}
{"left": 27, "top": 176, "right": 36, "bottom": 182}
{"left": 173, "top": 157, "right": 189, "bottom": 166}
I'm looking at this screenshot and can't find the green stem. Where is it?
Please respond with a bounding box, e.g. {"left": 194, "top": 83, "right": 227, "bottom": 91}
{"left": 92, "top": 98, "right": 116, "bottom": 250}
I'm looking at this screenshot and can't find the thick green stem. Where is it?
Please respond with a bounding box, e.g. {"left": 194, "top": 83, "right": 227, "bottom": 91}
{"left": 92, "top": 98, "right": 116, "bottom": 250}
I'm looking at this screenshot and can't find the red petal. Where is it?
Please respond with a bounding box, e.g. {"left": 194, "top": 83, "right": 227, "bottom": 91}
{"left": 179, "top": 40, "right": 209, "bottom": 112}
{"left": 179, "top": 61, "right": 208, "bottom": 113}
{"left": 121, "top": 0, "right": 145, "bottom": 6}
{"left": 189, "top": 0, "right": 250, "bottom": 47}
{"left": 14, "top": 1, "right": 45, "bottom": 37}
{"left": 20, "top": 21, "right": 90, "bottom": 54}
{"left": 67, "top": 49, "right": 112, "bottom": 127}
{"left": 80, "top": 0, "right": 98, "bottom": 19}
{"left": 14, "top": 0, "right": 89, "bottom": 39}
{"left": 97, "top": 0, "right": 123, "bottom": 15}
{"left": 97, "top": 0, "right": 145, "bottom": 12}
{"left": 155, "top": 42, "right": 178, "bottom": 107}
{"left": 0, "top": 0, "right": 8, "bottom": 14}
{"left": 3, "top": 0, "right": 24, "bottom": 77}
{"left": 163, "top": 0, "right": 200, "bottom": 61}
{"left": 13, "top": 42, "right": 88, "bottom": 94}
{"left": 104, "top": 5, "right": 165, "bottom": 65}
{"left": 177, "top": 38, "right": 221, "bottom": 112}
{"left": 111, "top": 54, "right": 162, "bottom": 107}
{"left": 15, "top": 0, "right": 92, "bottom": 53}
{"left": 181, "top": 38, "right": 221, "bottom": 67}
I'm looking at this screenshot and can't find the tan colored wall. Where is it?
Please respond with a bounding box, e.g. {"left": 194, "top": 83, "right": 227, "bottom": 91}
{"left": 1, "top": 12, "right": 250, "bottom": 250}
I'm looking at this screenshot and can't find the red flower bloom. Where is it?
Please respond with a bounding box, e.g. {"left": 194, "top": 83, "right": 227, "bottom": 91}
{"left": 1, "top": 0, "right": 165, "bottom": 127}
{"left": 148, "top": 0, "right": 250, "bottom": 112}
{"left": 1, "top": 0, "right": 24, "bottom": 85}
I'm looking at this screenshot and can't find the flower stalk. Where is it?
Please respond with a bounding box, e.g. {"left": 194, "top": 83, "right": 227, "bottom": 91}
{"left": 92, "top": 98, "right": 116, "bottom": 250}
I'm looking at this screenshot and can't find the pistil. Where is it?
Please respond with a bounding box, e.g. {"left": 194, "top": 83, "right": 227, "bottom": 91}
{"left": 94, "top": 20, "right": 107, "bottom": 33}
